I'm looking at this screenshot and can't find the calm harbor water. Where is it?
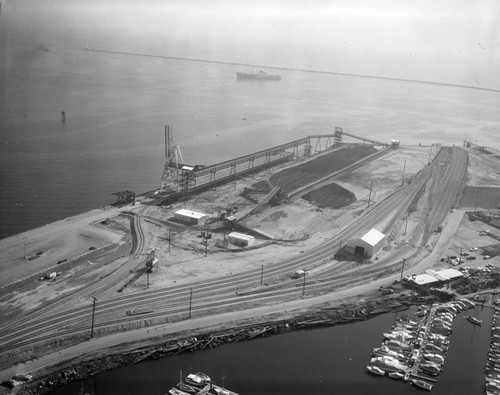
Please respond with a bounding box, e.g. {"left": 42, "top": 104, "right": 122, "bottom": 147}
{"left": 53, "top": 307, "right": 491, "bottom": 395}
{"left": 1, "top": 39, "right": 499, "bottom": 239}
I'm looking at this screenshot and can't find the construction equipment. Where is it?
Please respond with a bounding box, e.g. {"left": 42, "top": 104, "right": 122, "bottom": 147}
{"left": 117, "top": 251, "right": 156, "bottom": 292}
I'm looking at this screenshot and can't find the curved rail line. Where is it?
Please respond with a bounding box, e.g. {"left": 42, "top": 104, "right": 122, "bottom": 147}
{"left": 0, "top": 148, "right": 468, "bottom": 357}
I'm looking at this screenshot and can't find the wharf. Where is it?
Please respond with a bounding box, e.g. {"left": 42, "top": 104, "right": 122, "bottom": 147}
{"left": 406, "top": 305, "right": 439, "bottom": 384}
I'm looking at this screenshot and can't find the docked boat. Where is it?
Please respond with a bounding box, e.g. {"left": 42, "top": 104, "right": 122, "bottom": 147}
{"left": 168, "top": 372, "right": 238, "bottom": 395}
{"left": 423, "top": 353, "right": 445, "bottom": 365}
{"left": 366, "top": 365, "right": 385, "bottom": 376}
{"left": 412, "top": 379, "right": 433, "bottom": 390}
{"left": 184, "top": 373, "right": 211, "bottom": 387}
{"left": 384, "top": 339, "right": 412, "bottom": 350}
{"left": 236, "top": 71, "right": 281, "bottom": 81}
{"left": 466, "top": 315, "right": 482, "bottom": 326}
{"left": 169, "top": 388, "right": 191, "bottom": 395}
{"left": 388, "top": 371, "right": 405, "bottom": 380}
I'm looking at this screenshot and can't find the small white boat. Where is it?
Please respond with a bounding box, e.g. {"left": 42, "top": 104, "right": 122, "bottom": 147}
{"left": 388, "top": 371, "right": 405, "bottom": 380}
{"left": 169, "top": 388, "right": 191, "bottom": 395}
{"left": 466, "top": 315, "right": 482, "bottom": 326}
{"left": 366, "top": 365, "right": 385, "bottom": 376}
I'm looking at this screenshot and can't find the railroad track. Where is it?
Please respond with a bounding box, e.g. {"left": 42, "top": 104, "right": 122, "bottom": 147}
{"left": 0, "top": 148, "right": 468, "bottom": 359}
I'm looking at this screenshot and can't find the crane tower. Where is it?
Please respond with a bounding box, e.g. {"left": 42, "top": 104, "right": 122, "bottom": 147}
{"left": 160, "top": 125, "right": 185, "bottom": 191}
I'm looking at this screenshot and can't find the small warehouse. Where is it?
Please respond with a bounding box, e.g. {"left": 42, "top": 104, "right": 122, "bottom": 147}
{"left": 174, "top": 209, "right": 207, "bottom": 225}
{"left": 404, "top": 268, "right": 464, "bottom": 288}
{"left": 346, "top": 228, "right": 386, "bottom": 257}
{"left": 227, "top": 232, "right": 255, "bottom": 247}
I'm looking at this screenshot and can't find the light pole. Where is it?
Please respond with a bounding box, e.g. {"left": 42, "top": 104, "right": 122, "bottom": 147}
{"left": 401, "top": 159, "right": 406, "bottom": 186}
{"left": 260, "top": 265, "right": 264, "bottom": 285}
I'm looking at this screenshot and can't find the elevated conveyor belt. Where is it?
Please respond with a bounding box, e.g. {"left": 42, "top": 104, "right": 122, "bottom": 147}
{"left": 194, "top": 137, "right": 310, "bottom": 177}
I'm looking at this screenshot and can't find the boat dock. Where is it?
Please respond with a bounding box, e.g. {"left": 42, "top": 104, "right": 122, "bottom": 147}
{"left": 368, "top": 299, "right": 475, "bottom": 391}
{"left": 406, "top": 305, "right": 439, "bottom": 384}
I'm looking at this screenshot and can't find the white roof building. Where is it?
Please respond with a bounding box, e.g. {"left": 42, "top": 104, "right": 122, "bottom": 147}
{"left": 405, "top": 268, "right": 464, "bottom": 287}
{"left": 228, "top": 232, "right": 255, "bottom": 247}
{"left": 346, "top": 228, "right": 386, "bottom": 257}
{"left": 174, "top": 209, "right": 207, "bottom": 225}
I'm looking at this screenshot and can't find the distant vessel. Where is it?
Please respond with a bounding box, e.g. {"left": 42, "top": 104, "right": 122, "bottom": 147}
{"left": 38, "top": 44, "right": 50, "bottom": 52}
{"left": 236, "top": 70, "right": 281, "bottom": 81}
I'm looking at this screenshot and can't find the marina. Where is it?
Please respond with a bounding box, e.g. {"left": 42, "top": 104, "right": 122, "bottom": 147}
{"left": 485, "top": 307, "right": 500, "bottom": 394}
{"left": 52, "top": 305, "right": 493, "bottom": 395}
{"left": 168, "top": 372, "right": 238, "bottom": 395}
{"left": 367, "top": 299, "right": 476, "bottom": 391}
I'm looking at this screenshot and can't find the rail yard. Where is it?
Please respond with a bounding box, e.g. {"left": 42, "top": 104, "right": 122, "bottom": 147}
{"left": 1, "top": 129, "right": 500, "bottom": 394}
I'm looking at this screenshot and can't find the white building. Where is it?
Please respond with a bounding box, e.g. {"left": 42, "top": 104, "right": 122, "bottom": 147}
{"left": 228, "top": 232, "right": 255, "bottom": 247}
{"left": 346, "top": 228, "right": 386, "bottom": 257}
{"left": 174, "top": 209, "right": 207, "bottom": 225}
{"left": 404, "top": 268, "right": 463, "bottom": 287}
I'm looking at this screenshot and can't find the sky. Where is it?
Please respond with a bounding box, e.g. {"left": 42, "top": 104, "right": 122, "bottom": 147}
{"left": 1, "top": 0, "right": 499, "bottom": 89}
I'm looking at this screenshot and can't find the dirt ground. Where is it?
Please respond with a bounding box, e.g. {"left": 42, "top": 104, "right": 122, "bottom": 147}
{"left": 1, "top": 144, "right": 500, "bottom": 393}
{"left": 2, "top": 144, "right": 498, "bottom": 314}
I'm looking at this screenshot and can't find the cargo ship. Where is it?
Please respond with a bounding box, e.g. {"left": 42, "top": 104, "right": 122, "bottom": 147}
{"left": 167, "top": 372, "right": 239, "bottom": 395}
{"left": 236, "top": 70, "right": 281, "bottom": 81}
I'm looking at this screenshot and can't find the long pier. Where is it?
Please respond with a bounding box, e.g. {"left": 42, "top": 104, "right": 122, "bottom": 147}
{"left": 406, "top": 305, "right": 439, "bottom": 384}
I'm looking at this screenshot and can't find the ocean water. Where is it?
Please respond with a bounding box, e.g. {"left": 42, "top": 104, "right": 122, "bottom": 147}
{"left": 1, "top": 43, "right": 498, "bottom": 239}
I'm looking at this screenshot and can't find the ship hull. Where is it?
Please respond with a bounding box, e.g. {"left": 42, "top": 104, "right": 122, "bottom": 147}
{"left": 236, "top": 72, "right": 281, "bottom": 81}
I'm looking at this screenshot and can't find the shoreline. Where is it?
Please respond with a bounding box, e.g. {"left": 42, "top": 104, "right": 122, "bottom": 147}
{"left": 21, "top": 294, "right": 428, "bottom": 394}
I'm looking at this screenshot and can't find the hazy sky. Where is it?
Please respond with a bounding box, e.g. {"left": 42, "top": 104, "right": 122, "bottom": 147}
{"left": 2, "top": 0, "right": 499, "bottom": 89}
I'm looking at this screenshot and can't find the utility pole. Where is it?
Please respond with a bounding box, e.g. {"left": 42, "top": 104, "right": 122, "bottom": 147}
{"left": 302, "top": 271, "right": 307, "bottom": 297}
{"left": 459, "top": 247, "right": 462, "bottom": 264}
{"left": 168, "top": 228, "right": 171, "bottom": 253}
{"left": 188, "top": 288, "right": 193, "bottom": 318}
{"left": 400, "top": 259, "right": 406, "bottom": 281}
{"left": 204, "top": 227, "right": 211, "bottom": 257}
{"left": 401, "top": 159, "right": 406, "bottom": 186}
{"left": 90, "top": 297, "right": 97, "bottom": 339}
{"left": 260, "top": 265, "right": 264, "bottom": 285}
{"left": 146, "top": 271, "right": 150, "bottom": 289}
{"left": 22, "top": 237, "right": 27, "bottom": 259}
{"left": 367, "top": 179, "right": 373, "bottom": 209}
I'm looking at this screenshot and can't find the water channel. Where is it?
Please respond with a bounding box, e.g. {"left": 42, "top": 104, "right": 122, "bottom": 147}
{"left": 55, "top": 305, "right": 491, "bottom": 395}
